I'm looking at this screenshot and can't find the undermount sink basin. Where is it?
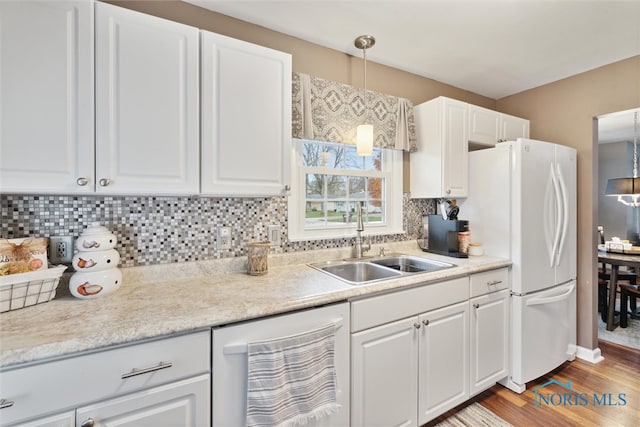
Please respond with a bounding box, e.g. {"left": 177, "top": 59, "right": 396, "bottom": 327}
{"left": 370, "top": 255, "right": 454, "bottom": 273}
{"left": 311, "top": 261, "right": 402, "bottom": 285}
{"left": 309, "top": 253, "right": 455, "bottom": 285}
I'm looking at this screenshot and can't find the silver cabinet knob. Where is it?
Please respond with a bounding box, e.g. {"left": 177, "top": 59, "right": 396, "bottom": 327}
{"left": 99, "top": 178, "right": 110, "bottom": 187}
{"left": 413, "top": 322, "right": 421, "bottom": 329}
{"left": 473, "top": 303, "right": 480, "bottom": 309}
{"left": 422, "top": 319, "right": 429, "bottom": 326}
{"left": 284, "top": 185, "right": 291, "bottom": 192}
{"left": 446, "top": 189, "right": 451, "bottom": 195}
{"left": 76, "top": 177, "right": 89, "bottom": 186}
{"left": 80, "top": 418, "right": 95, "bottom": 427}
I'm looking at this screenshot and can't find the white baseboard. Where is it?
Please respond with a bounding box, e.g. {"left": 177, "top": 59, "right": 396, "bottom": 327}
{"left": 575, "top": 345, "right": 605, "bottom": 364}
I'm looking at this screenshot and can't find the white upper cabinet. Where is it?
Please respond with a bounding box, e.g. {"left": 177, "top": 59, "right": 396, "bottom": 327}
{"left": 95, "top": 2, "right": 200, "bottom": 195}
{"left": 200, "top": 31, "right": 292, "bottom": 196}
{"left": 469, "top": 105, "right": 529, "bottom": 148}
{"left": 468, "top": 105, "right": 500, "bottom": 147}
{"left": 500, "top": 113, "right": 530, "bottom": 142}
{"left": 410, "top": 97, "right": 469, "bottom": 199}
{"left": 0, "top": 0, "right": 94, "bottom": 194}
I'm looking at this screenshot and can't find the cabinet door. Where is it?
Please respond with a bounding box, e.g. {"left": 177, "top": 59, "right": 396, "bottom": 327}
{"left": 0, "top": 0, "right": 94, "bottom": 194}
{"left": 75, "top": 374, "right": 209, "bottom": 427}
{"left": 200, "top": 31, "right": 292, "bottom": 196}
{"left": 10, "top": 411, "right": 75, "bottom": 427}
{"left": 499, "top": 113, "right": 529, "bottom": 141}
{"left": 470, "top": 289, "right": 509, "bottom": 396}
{"left": 351, "top": 316, "right": 419, "bottom": 427}
{"left": 441, "top": 98, "right": 469, "bottom": 198}
{"left": 468, "top": 105, "right": 499, "bottom": 146}
{"left": 418, "top": 301, "right": 469, "bottom": 425}
{"left": 95, "top": 2, "right": 199, "bottom": 195}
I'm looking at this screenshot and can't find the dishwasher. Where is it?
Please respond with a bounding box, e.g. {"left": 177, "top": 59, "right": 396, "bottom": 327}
{"left": 211, "top": 302, "right": 350, "bottom": 426}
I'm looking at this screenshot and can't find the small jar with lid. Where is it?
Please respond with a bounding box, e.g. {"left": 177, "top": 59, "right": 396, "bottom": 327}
{"left": 69, "top": 223, "right": 122, "bottom": 299}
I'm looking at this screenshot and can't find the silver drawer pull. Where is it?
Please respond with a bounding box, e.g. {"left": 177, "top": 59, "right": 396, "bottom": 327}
{"left": 80, "top": 418, "right": 95, "bottom": 427}
{"left": 487, "top": 280, "right": 503, "bottom": 286}
{"left": 121, "top": 361, "right": 173, "bottom": 379}
{"left": 0, "top": 399, "right": 14, "bottom": 409}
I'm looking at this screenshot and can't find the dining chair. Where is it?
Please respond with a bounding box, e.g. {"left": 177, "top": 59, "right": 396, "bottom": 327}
{"left": 597, "top": 226, "right": 637, "bottom": 322}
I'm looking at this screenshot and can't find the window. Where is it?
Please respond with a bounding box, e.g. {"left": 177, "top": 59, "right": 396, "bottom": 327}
{"left": 288, "top": 139, "right": 403, "bottom": 241}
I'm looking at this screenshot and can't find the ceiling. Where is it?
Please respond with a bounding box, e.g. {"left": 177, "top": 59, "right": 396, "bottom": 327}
{"left": 185, "top": 1, "right": 640, "bottom": 142}
{"left": 185, "top": 0, "right": 640, "bottom": 100}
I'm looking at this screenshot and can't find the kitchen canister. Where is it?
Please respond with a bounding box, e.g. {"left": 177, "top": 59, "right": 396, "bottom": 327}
{"left": 70, "top": 223, "right": 121, "bottom": 299}
{"left": 457, "top": 231, "right": 470, "bottom": 254}
{"left": 247, "top": 241, "right": 270, "bottom": 276}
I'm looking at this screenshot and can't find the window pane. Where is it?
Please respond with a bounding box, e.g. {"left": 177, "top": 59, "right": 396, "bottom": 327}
{"left": 327, "top": 175, "right": 347, "bottom": 198}
{"left": 306, "top": 173, "right": 323, "bottom": 197}
{"left": 368, "top": 177, "right": 383, "bottom": 200}
{"left": 298, "top": 139, "right": 381, "bottom": 171}
{"left": 349, "top": 176, "right": 366, "bottom": 197}
{"left": 366, "top": 201, "right": 385, "bottom": 224}
{"left": 305, "top": 201, "right": 325, "bottom": 227}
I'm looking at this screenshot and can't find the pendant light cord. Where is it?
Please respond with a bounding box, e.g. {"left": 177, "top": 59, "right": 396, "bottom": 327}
{"left": 634, "top": 111, "right": 638, "bottom": 179}
{"left": 363, "top": 46, "right": 368, "bottom": 121}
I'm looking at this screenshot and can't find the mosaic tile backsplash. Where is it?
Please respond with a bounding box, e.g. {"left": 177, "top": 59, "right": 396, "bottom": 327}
{"left": 1, "top": 194, "right": 435, "bottom": 268}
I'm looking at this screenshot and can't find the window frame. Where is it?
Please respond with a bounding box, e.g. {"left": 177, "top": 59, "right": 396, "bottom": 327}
{"left": 288, "top": 138, "right": 404, "bottom": 242}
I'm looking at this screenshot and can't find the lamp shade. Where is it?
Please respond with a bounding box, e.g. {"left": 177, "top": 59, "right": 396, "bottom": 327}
{"left": 357, "top": 124, "right": 373, "bottom": 156}
{"left": 605, "top": 177, "right": 640, "bottom": 196}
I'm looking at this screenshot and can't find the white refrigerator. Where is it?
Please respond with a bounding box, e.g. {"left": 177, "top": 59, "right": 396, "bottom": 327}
{"left": 461, "top": 138, "right": 577, "bottom": 393}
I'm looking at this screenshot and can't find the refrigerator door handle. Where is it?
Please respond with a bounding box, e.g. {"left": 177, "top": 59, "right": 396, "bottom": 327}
{"left": 556, "top": 162, "right": 569, "bottom": 266}
{"left": 526, "top": 283, "right": 575, "bottom": 306}
{"left": 549, "top": 164, "right": 562, "bottom": 267}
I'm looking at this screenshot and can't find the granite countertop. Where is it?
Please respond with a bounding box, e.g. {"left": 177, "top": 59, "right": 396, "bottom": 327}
{"left": 0, "top": 242, "right": 510, "bottom": 369}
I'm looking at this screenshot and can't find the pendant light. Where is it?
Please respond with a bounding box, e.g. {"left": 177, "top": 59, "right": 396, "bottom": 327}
{"left": 354, "top": 35, "right": 375, "bottom": 156}
{"left": 605, "top": 111, "right": 640, "bottom": 207}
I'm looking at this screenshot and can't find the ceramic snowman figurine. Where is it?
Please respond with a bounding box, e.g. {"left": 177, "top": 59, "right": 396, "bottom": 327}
{"left": 69, "top": 223, "right": 122, "bottom": 299}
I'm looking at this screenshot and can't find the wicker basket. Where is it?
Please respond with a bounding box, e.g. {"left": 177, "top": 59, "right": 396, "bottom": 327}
{"left": 0, "top": 265, "right": 67, "bottom": 313}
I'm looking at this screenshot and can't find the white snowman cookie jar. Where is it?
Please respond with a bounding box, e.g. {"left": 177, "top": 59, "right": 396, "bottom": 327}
{"left": 70, "top": 223, "right": 122, "bottom": 299}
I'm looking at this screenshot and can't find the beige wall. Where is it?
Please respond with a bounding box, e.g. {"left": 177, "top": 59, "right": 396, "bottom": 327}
{"left": 497, "top": 56, "right": 640, "bottom": 351}
{"left": 109, "top": 1, "right": 640, "bottom": 351}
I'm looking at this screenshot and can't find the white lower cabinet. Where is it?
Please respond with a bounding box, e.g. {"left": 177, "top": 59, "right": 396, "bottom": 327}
{"left": 418, "top": 301, "right": 469, "bottom": 425}
{"left": 0, "top": 332, "right": 210, "bottom": 427}
{"left": 350, "top": 269, "right": 510, "bottom": 426}
{"left": 75, "top": 374, "right": 209, "bottom": 427}
{"left": 470, "top": 289, "right": 510, "bottom": 396}
{"left": 350, "top": 277, "right": 470, "bottom": 427}
{"left": 351, "top": 317, "right": 419, "bottom": 427}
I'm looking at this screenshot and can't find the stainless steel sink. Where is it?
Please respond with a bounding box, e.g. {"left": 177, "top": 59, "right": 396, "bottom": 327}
{"left": 309, "top": 254, "right": 455, "bottom": 285}
{"left": 311, "top": 261, "right": 402, "bottom": 285}
{"left": 370, "top": 255, "right": 454, "bottom": 273}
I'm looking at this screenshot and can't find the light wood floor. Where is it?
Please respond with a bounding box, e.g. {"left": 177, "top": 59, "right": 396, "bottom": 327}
{"left": 427, "top": 340, "right": 640, "bottom": 426}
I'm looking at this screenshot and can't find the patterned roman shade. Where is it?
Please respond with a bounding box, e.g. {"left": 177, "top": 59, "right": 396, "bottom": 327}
{"left": 292, "top": 73, "right": 417, "bottom": 152}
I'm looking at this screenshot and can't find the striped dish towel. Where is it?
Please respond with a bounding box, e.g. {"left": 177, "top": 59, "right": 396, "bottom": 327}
{"left": 246, "top": 322, "right": 340, "bottom": 427}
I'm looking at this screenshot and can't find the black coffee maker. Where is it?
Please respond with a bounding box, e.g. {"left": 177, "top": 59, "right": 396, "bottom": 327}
{"left": 424, "top": 215, "right": 469, "bottom": 258}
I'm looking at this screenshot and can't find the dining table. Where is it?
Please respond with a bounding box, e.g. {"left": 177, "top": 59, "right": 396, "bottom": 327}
{"left": 598, "top": 249, "right": 640, "bottom": 331}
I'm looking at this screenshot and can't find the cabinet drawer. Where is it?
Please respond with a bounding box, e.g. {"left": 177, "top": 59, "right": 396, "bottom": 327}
{"left": 0, "top": 331, "right": 210, "bottom": 426}
{"left": 470, "top": 268, "right": 509, "bottom": 298}
{"left": 351, "top": 277, "right": 469, "bottom": 332}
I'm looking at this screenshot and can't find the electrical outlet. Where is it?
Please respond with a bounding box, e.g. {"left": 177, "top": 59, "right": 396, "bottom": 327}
{"left": 267, "top": 225, "right": 281, "bottom": 247}
{"left": 217, "top": 227, "right": 231, "bottom": 250}
{"left": 49, "top": 236, "right": 74, "bottom": 264}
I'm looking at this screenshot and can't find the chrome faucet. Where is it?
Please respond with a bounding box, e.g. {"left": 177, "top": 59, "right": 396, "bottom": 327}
{"left": 354, "top": 202, "right": 371, "bottom": 258}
